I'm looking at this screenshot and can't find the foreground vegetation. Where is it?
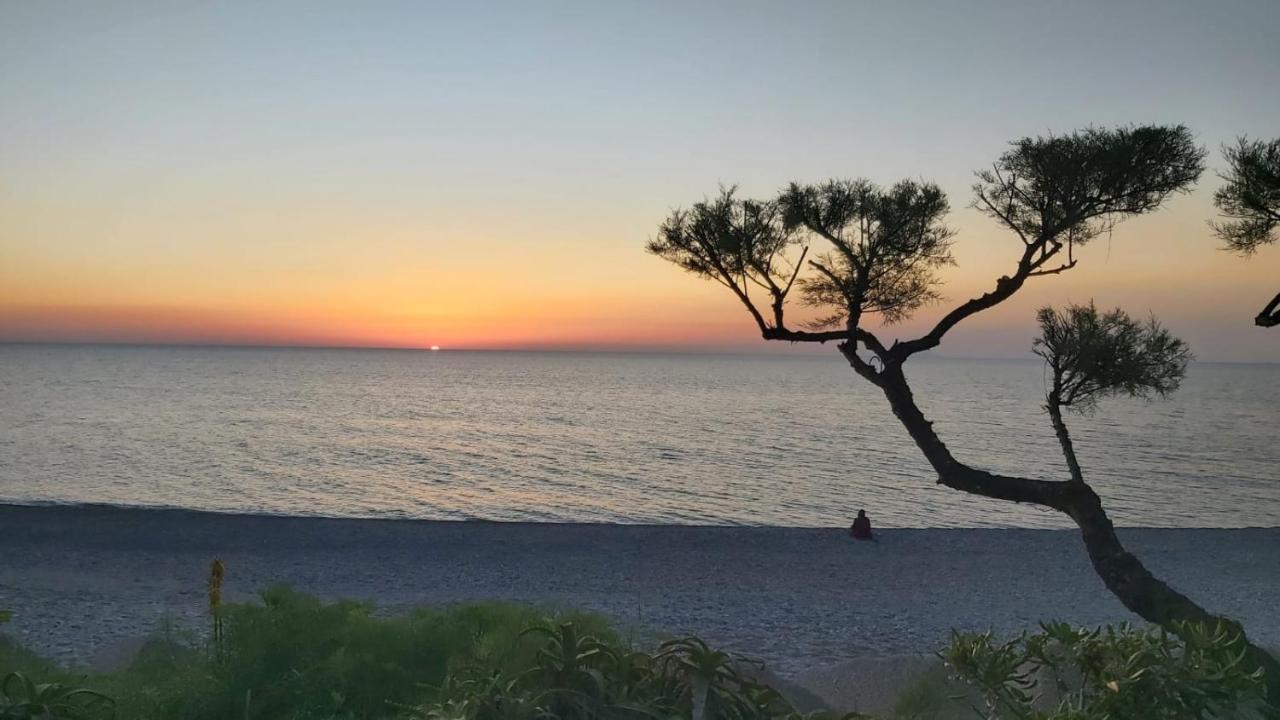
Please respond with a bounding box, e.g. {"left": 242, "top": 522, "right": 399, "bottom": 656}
{"left": 1, "top": 588, "right": 1274, "bottom": 719}
{"left": 2, "top": 587, "right": 618, "bottom": 719}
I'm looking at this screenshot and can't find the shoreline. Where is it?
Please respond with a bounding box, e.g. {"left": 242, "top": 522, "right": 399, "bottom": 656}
{"left": 3, "top": 499, "right": 1277, "bottom": 531}
{"left": 1, "top": 503, "right": 1277, "bottom": 678}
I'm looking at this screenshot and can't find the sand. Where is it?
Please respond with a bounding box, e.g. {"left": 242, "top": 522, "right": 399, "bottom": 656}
{"left": 1, "top": 504, "right": 1277, "bottom": 700}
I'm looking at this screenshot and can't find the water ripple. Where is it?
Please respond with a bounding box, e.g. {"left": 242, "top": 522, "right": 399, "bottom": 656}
{"left": 0, "top": 346, "right": 1277, "bottom": 528}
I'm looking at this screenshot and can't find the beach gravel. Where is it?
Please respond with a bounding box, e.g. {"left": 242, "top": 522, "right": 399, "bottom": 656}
{"left": 0, "top": 504, "right": 1276, "bottom": 679}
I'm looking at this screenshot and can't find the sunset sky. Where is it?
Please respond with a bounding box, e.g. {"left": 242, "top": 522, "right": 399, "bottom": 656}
{"left": 2, "top": 1, "right": 1277, "bottom": 361}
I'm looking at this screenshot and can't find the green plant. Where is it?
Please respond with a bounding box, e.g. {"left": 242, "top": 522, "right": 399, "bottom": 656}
{"left": 200, "top": 585, "right": 612, "bottom": 719}
{"left": 2, "top": 590, "right": 869, "bottom": 719}
{"left": 208, "top": 558, "right": 225, "bottom": 655}
{"left": 2, "top": 587, "right": 624, "bottom": 719}
{"left": 942, "top": 621, "right": 1276, "bottom": 720}
{"left": 0, "top": 672, "right": 113, "bottom": 720}
{"left": 407, "top": 624, "right": 866, "bottom": 720}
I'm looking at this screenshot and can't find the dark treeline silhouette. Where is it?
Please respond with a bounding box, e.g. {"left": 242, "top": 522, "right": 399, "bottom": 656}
{"left": 647, "top": 125, "right": 1280, "bottom": 695}
{"left": 1212, "top": 136, "right": 1280, "bottom": 327}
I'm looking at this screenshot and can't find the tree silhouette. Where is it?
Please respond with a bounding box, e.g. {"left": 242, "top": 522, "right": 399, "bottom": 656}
{"left": 1035, "top": 302, "right": 1190, "bottom": 520}
{"left": 649, "top": 125, "right": 1280, "bottom": 693}
{"left": 1036, "top": 303, "right": 1190, "bottom": 407}
{"left": 1212, "top": 136, "right": 1280, "bottom": 327}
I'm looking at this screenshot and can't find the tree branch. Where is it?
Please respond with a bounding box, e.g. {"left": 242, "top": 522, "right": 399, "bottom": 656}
{"left": 1027, "top": 259, "right": 1079, "bottom": 277}
{"left": 856, "top": 327, "right": 889, "bottom": 357}
{"left": 875, "top": 364, "right": 1070, "bottom": 508}
{"left": 761, "top": 327, "right": 847, "bottom": 343}
{"left": 760, "top": 326, "right": 888, "bottom": 358}
{"left": 975, "top": 187, "right": 1029, "bottom": 246}
{"left": 781, "top": 245, "right": 809, "bottom": 297}
{"left": 1047, "top": 393, "right": 1085, "bottom": 484}
{"left": 838, "top": 341, "right": 884, "bottom": 386}
{"left": 716, "top": 273, "right": 770, "bottom": 335}
{"left": 1256, "top": 292, "right": 1280, "bottom": 328}
{"left": 889, "top": 267, "right": 1028, "bottom": 360}
{"left": 889, "top": 237, "right": 1074, "bottom": 360}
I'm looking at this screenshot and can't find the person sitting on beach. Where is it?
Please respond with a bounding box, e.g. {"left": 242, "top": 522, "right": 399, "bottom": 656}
{"left": 849, "top": 509, "right": 874, "bottom": 541}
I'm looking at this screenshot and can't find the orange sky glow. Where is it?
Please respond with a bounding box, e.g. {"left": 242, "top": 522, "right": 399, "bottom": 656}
{"left": 2, "top": 3, "right": 1277, "bottom": 361}
{"left": 2, "top": 181, "right": 1278, "bottom": 361}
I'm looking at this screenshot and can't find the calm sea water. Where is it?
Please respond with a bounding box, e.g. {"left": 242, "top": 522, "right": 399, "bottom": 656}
{"left": 1, "top": 344, "right": 1277, "bottom": 528}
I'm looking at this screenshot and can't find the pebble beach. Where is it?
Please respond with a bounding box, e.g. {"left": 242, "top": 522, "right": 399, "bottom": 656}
{"left": 3, "top": 503, "right": 1276, "bottom": 681}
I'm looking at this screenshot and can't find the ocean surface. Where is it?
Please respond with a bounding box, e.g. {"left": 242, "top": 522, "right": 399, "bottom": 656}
{"left": 1, "top": 343, "right": 1277, "bottom": 528}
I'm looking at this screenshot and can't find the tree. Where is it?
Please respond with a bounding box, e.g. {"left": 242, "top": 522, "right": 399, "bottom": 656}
{"left": 1035, "top": 303, "right": 1191, "bottom": 487}
{"left": 1212, "top": 136, "right": 1280, "bottom": 327}
{"left": 648, "top": 125, "right": 1280, "bottom": 696}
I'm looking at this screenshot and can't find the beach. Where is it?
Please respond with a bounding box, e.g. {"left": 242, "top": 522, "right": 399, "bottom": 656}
{"left": 3, "top": 503, "right": 1276, "bottom": 680}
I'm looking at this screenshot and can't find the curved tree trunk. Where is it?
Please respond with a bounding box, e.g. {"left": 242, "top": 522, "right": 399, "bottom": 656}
{"left": 1060, "top": 480, "right": 1280, "bottom": 692}
{"left": 1046, "top": 398, "right": 1085, "bottom": 484}
{"left": 867, "top": 361, "right": 1280, "bottom": 698}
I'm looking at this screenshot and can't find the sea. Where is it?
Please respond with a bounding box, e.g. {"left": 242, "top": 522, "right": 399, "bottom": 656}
{"left": 1, "top": 343, "right": 1277, "bottom": 528}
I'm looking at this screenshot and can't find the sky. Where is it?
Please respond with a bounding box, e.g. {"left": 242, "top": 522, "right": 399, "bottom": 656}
{"left": 2, "top": 1, "right": 1278, "bottom": 361}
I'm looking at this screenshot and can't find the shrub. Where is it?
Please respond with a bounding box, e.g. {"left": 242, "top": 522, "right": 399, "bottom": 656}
{"left": 13, "top": 591, "right": 1267, "bottom": 720}
{"left": 0, "top": 671, "right": 112, "bottom": 720}
{"left": 195, "top": 585, "right": 618, "bottom": 719}
{"left": 2, "top": 587, "right": 620, "bottom": 720}
{"left": 941, "top": 621, "right": 1275, "bottom": 719}
{"left": 406, "top": 624, "right": 864, "bottom": 720}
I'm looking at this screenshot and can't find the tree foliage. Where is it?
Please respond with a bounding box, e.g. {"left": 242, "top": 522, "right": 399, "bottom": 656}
{"left": 409, "top": 627, "right": 855, "bottom": 720}
{"left": 1213, "top": 136, "right": 1280, "bottom": 255}
{"left": 975, "top": 126, "right": 1207, "bottom": 249}
{"left": 779, "top": 179, "right": 954, "bottom": 328}
{"left": 1034, "top": 303, "right": 1191, "bottom": 412}
{"left": 647, "top": 188, "right": 802, "bottom": 331}
{"left": 648, "top": 125, "right": 1204, "bottom": 360}
{"left": 1211, "top": 136, "right": 1280, "bottom": 328}
{"left": 944, "top": 622, "right": 1273, "bottom": 720}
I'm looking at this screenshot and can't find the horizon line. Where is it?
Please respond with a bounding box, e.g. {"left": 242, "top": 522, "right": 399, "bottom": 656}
{"left": 1, "top": 338, "right": 1275, "bottom": 366}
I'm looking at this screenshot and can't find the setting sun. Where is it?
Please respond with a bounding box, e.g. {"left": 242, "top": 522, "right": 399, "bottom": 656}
{"left": 2, "top": 2, "right": 1278, "bottom": 710}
